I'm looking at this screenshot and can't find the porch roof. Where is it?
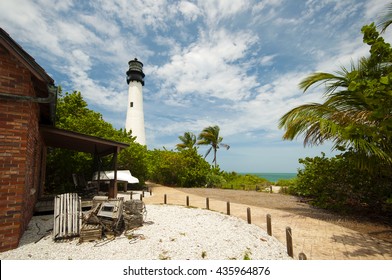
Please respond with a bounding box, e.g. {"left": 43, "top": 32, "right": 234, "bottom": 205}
{"left": 40, "top": 125, "right": 129, "bottom": 156}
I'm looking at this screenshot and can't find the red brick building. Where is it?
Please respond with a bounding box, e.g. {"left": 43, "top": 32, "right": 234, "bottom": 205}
{"left": 0, "top": 29, "right": 128, "bottom": 252}
{"left": 0, "top": 28, "right": 57, "bottom": 252}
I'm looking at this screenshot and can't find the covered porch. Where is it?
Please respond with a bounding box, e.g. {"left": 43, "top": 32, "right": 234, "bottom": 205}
{"left": 36, "top": 125, "right": 130, "bottom": 212}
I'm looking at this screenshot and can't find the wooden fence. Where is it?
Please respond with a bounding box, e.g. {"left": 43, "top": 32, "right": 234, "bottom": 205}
{"left": 162, "top": 193, "right": 307, "bottom": 260}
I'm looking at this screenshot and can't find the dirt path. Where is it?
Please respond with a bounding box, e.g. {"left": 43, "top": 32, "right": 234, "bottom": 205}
{"left": 174, "top": 187, "right": 392, "bottom": 243}
{"left": 143, "top": 183, "right": 392, "bottom": 260}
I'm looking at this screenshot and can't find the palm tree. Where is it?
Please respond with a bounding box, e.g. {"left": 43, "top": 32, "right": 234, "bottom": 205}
{"left": 279, "top": 55, "right": 392, "bottom": 167}
{"left": 176, "top": 132, "right": 197, "bottom": 151}
{"left": 197, "top": 125, "right": 230, "bottom": 168}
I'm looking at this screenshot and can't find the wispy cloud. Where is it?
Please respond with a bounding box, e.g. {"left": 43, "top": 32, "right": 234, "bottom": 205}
{"left": 0, "top": 0, "right": 388, "bottom": 172}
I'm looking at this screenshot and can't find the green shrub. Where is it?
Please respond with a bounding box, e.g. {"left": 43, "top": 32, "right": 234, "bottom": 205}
{"left": 221, "top": 173, "right": 271, "bottom": 191}
{"left": 289, "top": 152, "right": 392, "bottom": 215}
{"left": 118, "top": 142, "right": 149, "bottom": 185}
{"left": 275, "top": 177, "right": 297, "bottom": 187}
{"left": 147, "top": 148, "right": 210, "bottom": 187}
{"left": 205, "top": 172, "right": 226, "bottom": 188}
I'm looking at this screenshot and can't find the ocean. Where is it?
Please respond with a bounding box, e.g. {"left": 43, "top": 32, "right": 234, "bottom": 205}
{"left": 239, "top": 172, "right": 297, "bottom": 182}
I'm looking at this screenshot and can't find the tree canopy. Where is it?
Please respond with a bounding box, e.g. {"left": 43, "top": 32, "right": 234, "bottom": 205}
{"left": 176, "top": 132, "right": 197, "bottom": 151}
{"left": 279, "top": 23, "right": 392, "bottom": 168}
{"left": 46, "top": 90, "right": 139, "bottom": 193}
{"left": 197, "top": 125, "right": 230, "bottom": 168}
{"left": 280, "top": 17, "right": 392, "bottom": 214}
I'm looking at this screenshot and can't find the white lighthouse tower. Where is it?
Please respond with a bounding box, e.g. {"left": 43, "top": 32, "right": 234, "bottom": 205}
{"left": 125, "top": 58, "right": 146, "bottom": 145}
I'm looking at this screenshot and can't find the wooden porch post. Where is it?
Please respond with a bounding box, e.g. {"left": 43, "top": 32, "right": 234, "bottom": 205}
{"left": 108, "top": 147, "right": 119, "bottom": 198}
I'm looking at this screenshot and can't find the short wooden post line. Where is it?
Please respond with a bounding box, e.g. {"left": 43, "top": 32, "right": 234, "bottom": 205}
{"left": 226, "top": 201, "right": 230, "bottom": 215}
{"left": 164, "top": 194, "right": 167, "bottom": 204}
{"left": 206, "top": 197, "right": 209, "bottom": 210}
{"left": 286, "top": 226, "right": 294, "bottom": 258}
{"left": 140, "top": 193, "right": 143, "bottom": 201}
{"left": 247, "top": 207, "right": 251, "bottom": 224}
{"left": 266, "top": 214, "right": 272, "bottom": 236}
{"left": 186, "top": 196, "right": 189, "bottom": 207}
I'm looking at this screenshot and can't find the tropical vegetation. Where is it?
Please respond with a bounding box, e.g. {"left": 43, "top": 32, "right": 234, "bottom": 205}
{"left": 46, "top": 90, "right": 136, "bottom": 194}
{"left": 197, "top": 125, "right": 230, "bottom": 168}
{"left": 279, "top": 17, "right": 392, "bottom": 214}
{"left": 46, "top": 3, "right": 392, "bottom": 217}
{"left": 176, "top": 132, "right": 197, "bottom": 151}
{"left": 46, "top": 90, "right": 235, "bottom": 192}
{"left": 378, "top": 2, "right": 392, "bottom": 33}
{"left": 279, "top": 23, "right": 392, "bottom": 168}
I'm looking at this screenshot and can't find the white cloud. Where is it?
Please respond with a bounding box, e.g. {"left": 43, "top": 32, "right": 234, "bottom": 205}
{"left": 364, "top": 0, "right": 388, "bottom": 21}
{"left": 69, "top": 49, "right": 92, "bottom": 71}
{"left": 178, "top": 1, "right": 202, "bottom": 21}
{"left": 153, "top": 28, "right": 259, "bottom": 102}
{"left": 0, "top": 0, "right": 381, "bottom": 172}
{"left": 197, "top": 0, "right": 251, "bottom": 26}
{"left": 216, "top": 70, "right": 326, "bottom": 142}
{"left": 80, "top": 14, "right": 121, "bottom": 37}
{"left": 97, "top": 0, "right": 177, "bottom": 33}
{"left": 56, "top": 21, "right": 102, "bottom": 47}
{"left": 0, "top": 0, "right": 64, "bottom": 56}
{"left": 36, "top": 0, "right": 74, "bottom": 11}
{"left": 259, "top": 54, "right": 277, "bottom": 66}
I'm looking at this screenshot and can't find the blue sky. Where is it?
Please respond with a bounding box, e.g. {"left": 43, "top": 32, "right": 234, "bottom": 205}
{"left": 1, "top": 0, "right": 391, "bottom": 173}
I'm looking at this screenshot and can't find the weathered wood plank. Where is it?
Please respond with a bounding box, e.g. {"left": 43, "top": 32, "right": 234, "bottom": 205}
{"left": 53, "top": 193, "right": 81, "bottom": 240}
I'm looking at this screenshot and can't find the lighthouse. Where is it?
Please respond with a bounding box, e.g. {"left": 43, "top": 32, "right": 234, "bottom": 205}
{"left": 125, "top": 58, "right": 146, "bottom": 145}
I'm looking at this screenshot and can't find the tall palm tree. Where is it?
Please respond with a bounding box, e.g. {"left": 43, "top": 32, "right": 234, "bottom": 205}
{"left": 197, "top": 125, "right": 230, "bottom": 168}
{"left": 176, "top": 132, "right": 197, "bottom": 151}
{"left": 279, "top": 55, "right": 392, "bottom": 167}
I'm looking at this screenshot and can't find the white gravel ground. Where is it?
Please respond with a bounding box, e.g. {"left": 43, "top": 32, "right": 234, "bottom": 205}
{"left": 0, "top": 204, "right": 291, "bottom": 260}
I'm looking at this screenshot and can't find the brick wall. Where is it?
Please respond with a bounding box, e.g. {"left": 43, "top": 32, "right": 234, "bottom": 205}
{"left": 0, "top": 44, "right": 44, "bottom": 252}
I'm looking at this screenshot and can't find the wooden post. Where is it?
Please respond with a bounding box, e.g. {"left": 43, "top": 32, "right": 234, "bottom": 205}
{"left": 267, "top": 214, "right": 272, "bottom": 236}
{"left": 298, "top": 252, "right": 307, "bottom": 260}
{"left": 142, "top": 190, "right": 145, "bottom": 197}
{"left": 108, "top": 180, "right": 117, "bottom": 199}
{"left": 149, "top": 188, "right": 152, "bottom": 196}
{"left": 164, "top": 194, "right": 167, "bottom": 204}
{"left": 186, "top": 196, "right": 189, "bottom": 207}
{"left": 206, "top": 197, "right": 209, "bottom": 210}
{"left": 140, "top": 193, "right": 143, "bottom": 201}
{"left": 130, "top": 191, "right": 133, "bottom": 200}
{"left": 247, "top": 207, "right": 251, "bottom": 224}
{"left": 286, "top": 227, "right": 294, "bottom": 258}
{"left": 109, "top": 147, "right": 119, "bottom": 199}
{"left": 227, "top": 201, "right": 230, "bottom": 215}
{"left": 270, "top": 186, "right": 272, "bottom": 193}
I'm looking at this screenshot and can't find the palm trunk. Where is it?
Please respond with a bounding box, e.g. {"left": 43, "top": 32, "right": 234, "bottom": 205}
{"left": 213, "top": 148, "right": 217, "bottom": 168}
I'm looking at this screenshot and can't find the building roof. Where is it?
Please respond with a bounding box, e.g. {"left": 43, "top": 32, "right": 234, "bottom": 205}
{"left": 0, "top": 28, "right": 56, "bottom": 125}
{"left": 0, "top": 28, "right": 54, "bottom": 85}
{"left": 1, "top": 29, "right": 128, "bottom": 157}
{"left": 40, "top": 126, "right": 130, "bottom": 156}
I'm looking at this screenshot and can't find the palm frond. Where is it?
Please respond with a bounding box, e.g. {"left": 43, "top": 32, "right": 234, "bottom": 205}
{"left": 204, "top": 146, "right": 212, "bottom": 159}
{"left": 299, "top": 72, "right": 348, "bottom": 94}
{"left": 197, "top": 125, "right": 229, "bottom": 167}
{"left": 377, "top": 2, "right": 392, "bottom": 33}
{"left": 220, "top": 143, "right": 230, "bottom": 150}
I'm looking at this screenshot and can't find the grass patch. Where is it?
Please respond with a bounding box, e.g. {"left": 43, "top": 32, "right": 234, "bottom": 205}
{"left": 243, "top": 248, "right": 252, "bottom": 260}
{"left": 221, "top": 173, "right": 272, "bottom": 191}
